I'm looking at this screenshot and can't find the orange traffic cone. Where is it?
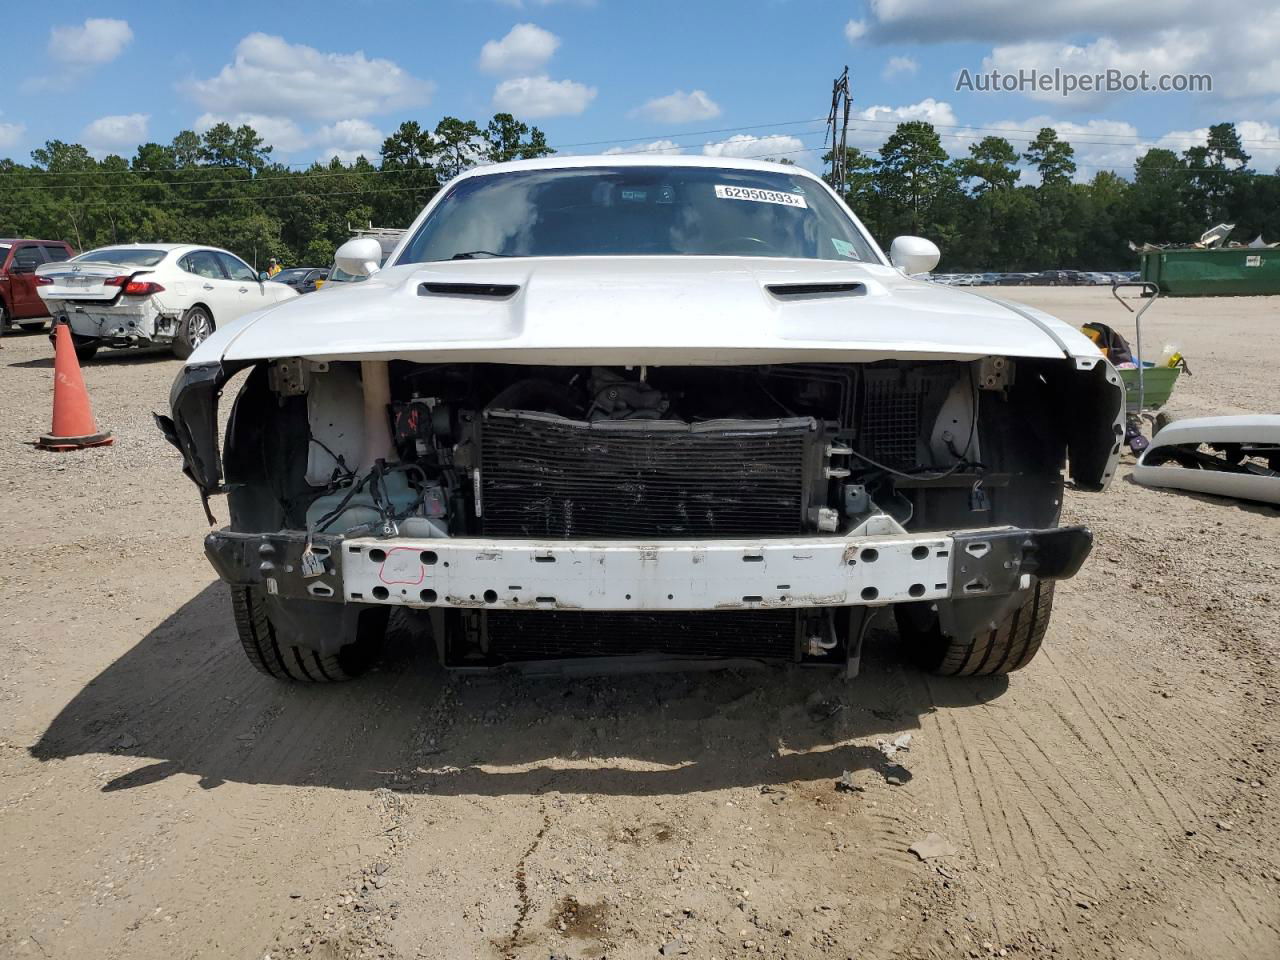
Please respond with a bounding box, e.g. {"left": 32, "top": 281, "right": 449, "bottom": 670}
{"left": 36, "top": 322, "right": 114, "bottom": 451}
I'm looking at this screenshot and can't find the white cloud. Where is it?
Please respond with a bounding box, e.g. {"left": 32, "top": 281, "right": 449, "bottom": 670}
{"left": 844, "top": 19, "right": 868, "bottom": 43}
{"left": 479, "top": 23, "right": 560, "bottom": 75}
{"left": 982, "top": 32, "right": 1209, "bottom": 106}
{"left": 969, "top": 116, "right": 1148, "bottom": 180}
{"left": 0, "top": 122, "right": 25, "bottom": 151}
{"left": 849, "top": 98, "right": 959, "bottom": 149}
{"left": 188, "top": 33, "right": 431, "bottom": 121}
{"left": 633, "top": 90, "right": 721, "bottom": 123}
{"left": 48, "top": 18, "right": 133, "bottom": 65}
{"left": 603, "top": 139, "right": 684, "bottom": 156}
{"left": 196, "top": 112, "right": 310, "bottom": 152}
{"left": 313, "top": 119, "right": 384, "bottom": 162}
{"left": 883, "top": 56, "right": 919, "bottom": 79}
{"left": 859, "top": 98, "right": 958, "bottom": 125}
{"left": 1156, "top": 121, "right": 1280, "bottom": 164}
{"left": 196, "top": 113, "right": 388, "bottom": 163}
{"left": 493, "top": 75, "right": 596, "bottom": 118}
{"left": 81, "top": 113, "right": 149, "bottom": 150}
{"left": 702, "top": 133, "right": 806, "bottom": 162}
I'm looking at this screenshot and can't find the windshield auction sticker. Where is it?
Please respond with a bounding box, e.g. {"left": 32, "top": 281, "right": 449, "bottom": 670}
{"left": 714, "top": 185, "right": 808, "bottom": 208}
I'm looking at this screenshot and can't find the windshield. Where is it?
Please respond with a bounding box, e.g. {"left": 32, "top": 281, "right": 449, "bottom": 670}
{"left": 395, "top": 166, "right": 878, "bottom": 264}
{"left": 75, "top": 248, "right": 167, "bottom": 267}
{"left": 273, "top": 268, "right": 309, "bottom": 283}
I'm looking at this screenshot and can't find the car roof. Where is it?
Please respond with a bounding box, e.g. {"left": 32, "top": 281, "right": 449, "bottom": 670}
{"left": 451, "top": 152, "right": 823, "bottom": 183}
{"left": 0, "top": 238, "right": 70, "bottom": 245}
{"left": 84, "top": 243, "right": 194, "bottom": 252}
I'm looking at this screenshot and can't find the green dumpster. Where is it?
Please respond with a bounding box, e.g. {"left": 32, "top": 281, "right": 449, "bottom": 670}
{"left": 1140, "top": 246, "right": 1280, "bottom": 296}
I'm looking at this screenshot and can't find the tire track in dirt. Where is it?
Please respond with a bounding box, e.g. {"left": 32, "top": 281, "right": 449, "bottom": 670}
{"left": 915, "top": 676, "right": 1007, "bottom": 942}
{"left": 1054, "top": 645, "right": 1199, "bottom": 827}
{"left": 1040, "top": 646, "right": 1190, "bottom": 833}
{"left": 982, "top": 726, "right": 1100, "bottom": 878}
{"left": 945, "top": 709, "right": 1060, "bottom": 934}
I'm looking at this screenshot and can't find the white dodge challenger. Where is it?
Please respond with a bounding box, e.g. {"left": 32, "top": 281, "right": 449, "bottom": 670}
{"left": 37, "top": 243, "right": 296, "bottom": 361}
{"left": 158, "top": 155, "right": 1124, "bottom": 683}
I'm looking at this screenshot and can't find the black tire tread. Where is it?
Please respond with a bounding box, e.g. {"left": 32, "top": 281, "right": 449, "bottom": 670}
{"left": 932, "top": 581, "right": 1054, "bottom": 676}
{"left": 229, "top": 586, "right": 360, "bottom": 682}
{"left": 172, "top": 306, "right": 213, "bottom": 360}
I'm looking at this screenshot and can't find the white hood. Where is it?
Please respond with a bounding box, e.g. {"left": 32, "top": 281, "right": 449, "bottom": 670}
{"left": 192, "top": 256, "right": 1101, "bottom": 367}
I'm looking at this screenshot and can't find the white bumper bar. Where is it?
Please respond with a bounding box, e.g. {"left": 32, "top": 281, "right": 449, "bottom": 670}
{"left": 338, "top": 535, "right": 955, "bottom": 611}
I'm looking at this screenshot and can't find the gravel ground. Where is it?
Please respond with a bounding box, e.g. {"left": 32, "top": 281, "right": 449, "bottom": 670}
{"left": 1, "top": 287, "right": 1277, "bottom": 960}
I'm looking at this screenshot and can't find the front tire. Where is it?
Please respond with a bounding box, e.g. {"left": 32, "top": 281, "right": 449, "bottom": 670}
{"left": 230, "top": 586, "right": 385, "bottom": 682}
{"left": 172, "top": 306, "right": 214, "bottom": 360}
{"left": 896, "top": 581, "right": 1055, "bottom": 676}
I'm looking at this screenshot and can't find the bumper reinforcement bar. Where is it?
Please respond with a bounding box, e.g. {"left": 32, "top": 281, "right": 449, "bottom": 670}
{"left": 204, "top": 525, "right": 1092, "bottom": 612}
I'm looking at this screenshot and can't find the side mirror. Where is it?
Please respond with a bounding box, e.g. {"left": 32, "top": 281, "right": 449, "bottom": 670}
{"left": 258, "top": 271, "right": 270, "bottom": 282}
{"left": 889, "top": 236, "right": 941, "bottom": 275}
{"left": 334, "top": 238, "right": 384, "bottom": 279}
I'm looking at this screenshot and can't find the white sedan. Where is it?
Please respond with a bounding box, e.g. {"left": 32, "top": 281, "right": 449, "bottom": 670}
{"left": 36, "top": 243, "right": 296, "bottom": 361}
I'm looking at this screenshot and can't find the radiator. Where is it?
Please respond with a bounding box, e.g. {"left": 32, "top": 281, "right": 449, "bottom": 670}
{"left": 478, "top": 410, "right": 819, "bottom": 538}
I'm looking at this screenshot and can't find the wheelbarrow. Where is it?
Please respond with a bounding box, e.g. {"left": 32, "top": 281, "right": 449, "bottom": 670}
{"left": 1109, "top": 281, "right": 1186, "bottom": 416}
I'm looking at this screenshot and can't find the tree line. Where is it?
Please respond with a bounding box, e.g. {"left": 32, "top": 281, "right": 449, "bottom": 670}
{"left": 0, "top": 114, "right": 1275, "bottom": 271}
{"left": 0, "top": 115, "right": 552, "bottom": 269}
{"left": 827, "top": 121, "right": 1279, "bottom": 269}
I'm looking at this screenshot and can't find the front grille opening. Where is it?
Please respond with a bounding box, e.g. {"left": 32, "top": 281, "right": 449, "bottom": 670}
{"left": 479, "top": 411, "right": 817, "bottom": 539}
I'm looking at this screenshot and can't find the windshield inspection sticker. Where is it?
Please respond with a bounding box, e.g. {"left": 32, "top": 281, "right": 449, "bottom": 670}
{"left": 831, "top": 238, "right": 858, "bottom": 259}
{"left": 714, "top": 185, "right": 808, "bottom": 208}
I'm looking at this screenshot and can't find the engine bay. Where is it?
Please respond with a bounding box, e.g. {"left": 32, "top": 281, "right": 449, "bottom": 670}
{"left": 234, "top": 357, "right": 1070, "bottom": 546}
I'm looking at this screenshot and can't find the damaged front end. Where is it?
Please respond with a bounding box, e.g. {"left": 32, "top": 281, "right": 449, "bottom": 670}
{"left": 160, "top": 353, "right": 1122, "bottom": 674}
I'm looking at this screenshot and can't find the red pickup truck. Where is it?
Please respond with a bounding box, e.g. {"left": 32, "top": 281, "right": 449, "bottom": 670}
{"left": 0, "top": 239, "right": 75, "bottom": 334}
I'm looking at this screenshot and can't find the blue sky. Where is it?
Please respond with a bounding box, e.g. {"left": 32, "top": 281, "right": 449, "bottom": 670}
{"left": 2, "top": 0, "right": 1277, "bottom": 178}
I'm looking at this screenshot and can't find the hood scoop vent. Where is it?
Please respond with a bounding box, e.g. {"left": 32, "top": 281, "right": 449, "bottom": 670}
{"left": 419, "top": 281, "right": 520, "bottom": 299}
{"left": 766, "top": 281, "right": 866, "bottom": 300}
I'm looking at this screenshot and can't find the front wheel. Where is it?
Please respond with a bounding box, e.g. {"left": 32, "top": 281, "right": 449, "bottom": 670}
{"left": 230, "top": 587, "right": 386, "bottom": 682}
{"left": 896, "top": 581, "right": 1055, "bottom": 676}
{"left": 172, "top": 306, "right": 214, "bottom": 360}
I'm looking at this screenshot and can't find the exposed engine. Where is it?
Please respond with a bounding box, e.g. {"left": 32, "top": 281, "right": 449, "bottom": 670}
{"left": 268, "top": 357, "right": 1068, "bottom": 550}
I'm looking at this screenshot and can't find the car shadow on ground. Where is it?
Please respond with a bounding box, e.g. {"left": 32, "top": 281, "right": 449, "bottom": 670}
{"left": 7, "top": 346, "right": 177, "bottom": 370}
{"left": 31, "top": 582, "right": 1008, "bottom": 797}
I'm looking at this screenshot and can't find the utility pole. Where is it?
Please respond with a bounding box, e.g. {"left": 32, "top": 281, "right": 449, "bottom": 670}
{"left": 825, "top": 67, "right": 852, "bottom": 196}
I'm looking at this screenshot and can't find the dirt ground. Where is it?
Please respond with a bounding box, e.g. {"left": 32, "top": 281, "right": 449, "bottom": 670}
{"left": 1, "top": 286, "right": 1277, "bottom": 960}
